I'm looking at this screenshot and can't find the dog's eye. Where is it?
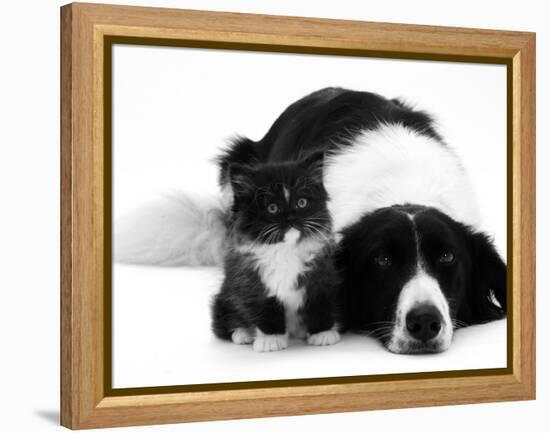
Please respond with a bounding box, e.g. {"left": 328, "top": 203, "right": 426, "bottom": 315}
{"left": 375, "top": 254, "right": 392, "bottom": 267}
{"left": 439, "top": 251, "right": 455, "bottom": 264}
{"left": 266, "top": 203, "right": 279, "bottom": 214}
{"left": 296, "top": 198, "right": 308, "bottom": 209}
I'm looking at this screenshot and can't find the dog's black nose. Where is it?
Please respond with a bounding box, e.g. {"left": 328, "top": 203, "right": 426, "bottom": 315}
{"left": 406, "top": 304, "right": 442, "bottom": 342}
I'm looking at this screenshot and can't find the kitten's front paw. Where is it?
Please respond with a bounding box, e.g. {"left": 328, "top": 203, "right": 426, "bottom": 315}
{"left": 307, "top": 329, "right": 341, "bottom": 346}
{"left": 231, "top": 328, "right": 254, "bottom": 345}
{"left": 253, "top": 334, "right": 288, "bottom": 352}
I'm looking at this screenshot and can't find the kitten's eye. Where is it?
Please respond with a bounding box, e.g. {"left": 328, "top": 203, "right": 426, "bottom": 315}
{"left": 266, "top": 203, "right": 279, "bottom": 214}
{"left": 439, "top": 251, "right": 455, "bottom": 264}
{"left": 296, "top": 198, "right": 308, "bottom": 209}
{"left": 375, "top": 254, "right": 392, "bottom": 268}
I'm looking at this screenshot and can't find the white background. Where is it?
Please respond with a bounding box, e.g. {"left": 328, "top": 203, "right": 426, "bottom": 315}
{"left": 0, "top": 0, "right": 546, "bottom": 432}
{"left": 112, "top": 46, "right": 507, "bottom": 387}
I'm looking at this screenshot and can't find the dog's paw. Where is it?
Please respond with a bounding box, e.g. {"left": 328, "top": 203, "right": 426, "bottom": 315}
{"left": 307, "top": 329, "right": 341, "bottom": 346}
{"left": 231, "top": 328, "right": 254, "bottom": 345}
{"left": 253, "top": 333, "right": 288, "bottom": 352}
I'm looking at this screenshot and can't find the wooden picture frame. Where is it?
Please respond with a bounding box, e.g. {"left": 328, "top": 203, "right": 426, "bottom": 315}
{"left": 60, "top": 2, "right": 536, "bottom": 429}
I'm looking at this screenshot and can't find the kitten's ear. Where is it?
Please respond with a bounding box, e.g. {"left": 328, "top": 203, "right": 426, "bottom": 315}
{"left": 228, "top": 163, "right": 256, "bottom": 195}
{"left": 300, "top": 151, "right": 325, "bottom": 182}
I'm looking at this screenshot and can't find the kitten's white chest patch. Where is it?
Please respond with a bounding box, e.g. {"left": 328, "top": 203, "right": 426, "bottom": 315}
{"left": 238, "top": 236, "right": 323, "bottom": 313}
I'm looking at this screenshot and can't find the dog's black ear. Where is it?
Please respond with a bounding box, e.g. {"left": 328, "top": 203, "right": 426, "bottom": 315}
{"left": 462, "top": 230, "right": 507, "bottom": 324}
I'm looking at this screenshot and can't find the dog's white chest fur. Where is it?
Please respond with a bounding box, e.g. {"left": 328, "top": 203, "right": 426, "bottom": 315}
{"left": 238, "top": 231, "right": 323, "bottom": 314}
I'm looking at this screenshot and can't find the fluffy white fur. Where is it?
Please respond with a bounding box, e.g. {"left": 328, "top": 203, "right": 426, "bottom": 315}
{"left": 325, "top": 123, "right": 482, "bottom": 233}
{"left": 114, "top": 192, "right": 227, "bottom": 266}
{"left": 387, "top": 270, "right": 453, "bottom": 354}
{"left": 236, "top": 233, "right": 322, "bottom": 310}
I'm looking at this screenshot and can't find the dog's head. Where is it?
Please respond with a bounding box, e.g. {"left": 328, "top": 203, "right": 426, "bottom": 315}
{"left": 338, "top": 204, "right": 506, "bottom": 354}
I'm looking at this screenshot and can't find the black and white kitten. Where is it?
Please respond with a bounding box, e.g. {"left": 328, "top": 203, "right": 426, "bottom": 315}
{"left": 211, "top": 152, "right": 341, "bottom": 352}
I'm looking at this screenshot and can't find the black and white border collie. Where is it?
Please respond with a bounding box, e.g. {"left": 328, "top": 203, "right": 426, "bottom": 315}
{"left": 115, "top": 87, "right": 507, "bottom": 354}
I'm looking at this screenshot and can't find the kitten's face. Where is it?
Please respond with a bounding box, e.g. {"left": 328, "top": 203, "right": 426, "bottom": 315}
{"left": 229, "top": 153, "right": 331, "bottom": 244}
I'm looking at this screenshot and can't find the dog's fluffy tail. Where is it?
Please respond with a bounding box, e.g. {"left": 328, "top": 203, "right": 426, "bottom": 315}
{"left": 114, "top": 191, "right": 229, "bottom": 267}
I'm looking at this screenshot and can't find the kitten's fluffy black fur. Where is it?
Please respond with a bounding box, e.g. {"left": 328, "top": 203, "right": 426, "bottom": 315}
{"left": 211, "top": 153, "right": 341, "bottom": 351}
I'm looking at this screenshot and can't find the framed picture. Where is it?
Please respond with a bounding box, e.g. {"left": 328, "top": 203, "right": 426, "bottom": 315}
{"left": 60, "top": 2, "right": 535, "bottom": 429}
